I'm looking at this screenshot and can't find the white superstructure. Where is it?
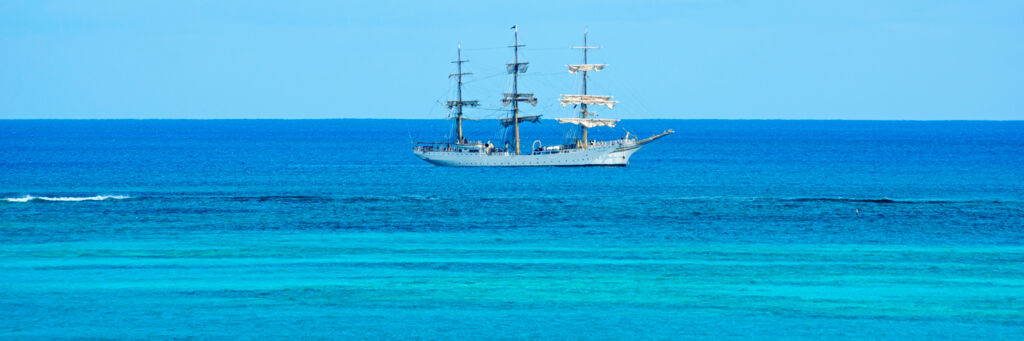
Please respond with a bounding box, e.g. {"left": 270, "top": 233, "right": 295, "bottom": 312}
{"left": 414, "top": 27, "right": 672, "bottom": 167}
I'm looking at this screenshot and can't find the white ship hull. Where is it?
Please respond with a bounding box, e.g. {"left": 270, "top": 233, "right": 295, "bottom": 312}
{"left": 415, "top": 141, "right": 644, "bottom": 167}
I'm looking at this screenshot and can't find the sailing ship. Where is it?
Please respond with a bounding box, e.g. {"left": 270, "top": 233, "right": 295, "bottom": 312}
{"left": 413, "top": 26, "right": 673, "bottom": 167}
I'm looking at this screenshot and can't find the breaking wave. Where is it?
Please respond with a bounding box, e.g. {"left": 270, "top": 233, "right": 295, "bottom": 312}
{"left": 3, "top": 195, "right": 131, "bottom": 203}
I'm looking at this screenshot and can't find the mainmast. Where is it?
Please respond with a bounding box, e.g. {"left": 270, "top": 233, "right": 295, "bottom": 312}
{"left": 503, "top": 25, "right": 535, "bottom": 155}
{"left": 512, "top": 28, "right": 521, "bottom": 154}
{"left": 447, "top": 43, "right": 478, "bottom": 143}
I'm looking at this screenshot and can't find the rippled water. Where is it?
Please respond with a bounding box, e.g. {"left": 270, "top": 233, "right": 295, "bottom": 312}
{"left": 2, "top": 119, "right": 1023, "bottom": 339}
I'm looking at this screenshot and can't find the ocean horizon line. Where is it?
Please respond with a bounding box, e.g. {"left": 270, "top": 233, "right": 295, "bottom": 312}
{"left": 2, "top": 117, "right": 1022, "bottom": 122}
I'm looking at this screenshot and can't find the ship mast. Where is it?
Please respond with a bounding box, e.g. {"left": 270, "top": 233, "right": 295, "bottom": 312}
{"left": 447, "top": 43, "right": 478, "bottom": 143}
{"left": 501, "top": 26, "right": 537, "bottom": 154}
{"left": 558, "top": 30, "right": 617, "bottom": 145}
{"left": 510, "top": 26, "right": 524, "bottom": 155}
{"left": 580, "top": 30, "right": 591, "bottom": 148}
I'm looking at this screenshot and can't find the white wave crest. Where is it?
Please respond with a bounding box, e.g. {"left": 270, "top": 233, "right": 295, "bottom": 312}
{"left": 4, "top": 195, "right": 131, "bottom": 202}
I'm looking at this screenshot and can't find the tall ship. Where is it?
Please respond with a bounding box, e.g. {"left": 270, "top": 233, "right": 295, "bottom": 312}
{"left": 413, "top": 26, "right": 673, "bottom": 167}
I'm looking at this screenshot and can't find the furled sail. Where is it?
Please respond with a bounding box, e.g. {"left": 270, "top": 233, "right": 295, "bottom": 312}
{"left": 502, "top": 93, "right": 538, "bottom": 106}
{"left": 446, "top": 100, "right": 479, "bottom": 109}
{"left": 554, "top": 118, "right": 619, "bottom": 128}
{"left": 567, "top": 64, "right": 606, "bottom": 74}
{"left": 506, "top": 62, "right": 529, "bottom": 74}
{"left": 500, "top": 115, "right": 542, "bottom": 127}
{"left": 558, "top": 94, "right": 618, "bottom": 109}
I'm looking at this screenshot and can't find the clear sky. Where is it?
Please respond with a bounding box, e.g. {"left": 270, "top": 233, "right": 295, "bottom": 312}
{"left": 1, "top": 0, "right": 1021, "bottom": 119}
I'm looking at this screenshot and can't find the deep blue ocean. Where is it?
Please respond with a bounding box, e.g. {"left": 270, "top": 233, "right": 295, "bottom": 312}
{"left": 2, "top": 119, "right": 1023, "bottom": 339}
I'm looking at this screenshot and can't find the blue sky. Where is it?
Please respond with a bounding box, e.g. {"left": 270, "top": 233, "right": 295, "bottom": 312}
{"left": 1, "top": 0, "right": 1021, "bottom": 119}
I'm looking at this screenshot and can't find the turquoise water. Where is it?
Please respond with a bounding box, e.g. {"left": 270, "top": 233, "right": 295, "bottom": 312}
{"left": 2, "top": 120, "right": 1023, "bottom": 339}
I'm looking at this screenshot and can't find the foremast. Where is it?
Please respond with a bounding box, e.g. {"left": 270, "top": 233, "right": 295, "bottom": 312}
{"left": 447, "top": 43, "right": 478, "bottom": 143}
{"left": 559, "top": 30, "right": 618, "bottom": 148}
{"left": 579, "top": 31, "right": 593, "bottom": 148}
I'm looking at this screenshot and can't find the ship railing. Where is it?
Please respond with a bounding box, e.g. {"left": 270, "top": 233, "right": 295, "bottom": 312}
{"left": 531, "top": 144, "right": 590, "bottom": 155}
{"left": 414, "top": 141, "right": 503, "bottom": 154}
{"left": 529, "top": 139, "right": 627, "bottom": 155}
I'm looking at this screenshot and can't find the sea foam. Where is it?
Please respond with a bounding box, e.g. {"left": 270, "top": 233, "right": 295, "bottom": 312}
{"left": 4, "top": 195, "right": 131, "bottom": 202}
